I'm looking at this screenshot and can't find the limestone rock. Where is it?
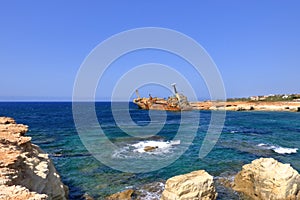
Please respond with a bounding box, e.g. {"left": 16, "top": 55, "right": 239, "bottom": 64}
{"left": 0, "top": 116, "right": 69, "bottom": 200}
{"left": 161, "top": 170, "right": 217, "bottom": 200}
{"left": 233, "top": 157, "right": 300, "bottom": 200}
{"left": 0, "top": 117, "right": 16, "bottom": 125}
{"left": 105, "top": 189, "right": 134, "bottom": 200}
{"left": 144, "top": 146, "right": 158, "bottom": 152}
{"left": 0, "top": 185, "right": 48, "bottom": 200}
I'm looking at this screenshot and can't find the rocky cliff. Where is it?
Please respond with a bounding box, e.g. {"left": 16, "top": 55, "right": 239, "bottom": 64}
{"left": 233, "top": 157, "right": 300, "bottom": 200}
{"left": 0, "top": 117, "right": 68, "bottom": 200}
{"left": 161, "top": 170, "right": 217, "bottom": 200}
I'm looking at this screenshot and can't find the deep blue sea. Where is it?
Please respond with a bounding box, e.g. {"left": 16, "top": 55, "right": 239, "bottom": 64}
{"left": 0, "top": 102, "right": 299, "bottom": 199}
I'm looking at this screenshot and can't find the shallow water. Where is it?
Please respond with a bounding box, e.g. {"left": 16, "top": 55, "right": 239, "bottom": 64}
{"left": 0, "top": 102, "right": 299, "bottom": 199}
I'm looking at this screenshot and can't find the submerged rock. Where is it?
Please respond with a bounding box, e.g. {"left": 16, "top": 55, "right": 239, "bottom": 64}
{"left": 105, "top": 189, "right": 134, "bottom": 200}
{"left": 0, "top": 117, "right": 68, "bottom": 200}
{"left": 144, "top": 146, "right": 158, "bottom": 152}
{"left": 161, "top": 170, "right": 217, "bottom": 200}
{"left": 82, "top": 193, "right": 94, "bottom": 200}
{"left": 233, "top": 157, "right": 300, "bottom": 200}
{"left": 135, "top": 181, "right": 165, "bottom": 200}
{"left": 106, "top": 181, "right": 165, "bottom": 200}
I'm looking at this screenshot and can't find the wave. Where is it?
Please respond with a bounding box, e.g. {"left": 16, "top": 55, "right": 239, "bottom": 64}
{"left": 257, "top": 143, "right": 298, "bottom": 154}
{"left": 132, "top": 140, "right": 181, "bottom": 153}
{"left": 132, "top": 182, "right": 164, "bottom": 199}
{"left": 112, "top": 140, "right": 181, "bottom": 159}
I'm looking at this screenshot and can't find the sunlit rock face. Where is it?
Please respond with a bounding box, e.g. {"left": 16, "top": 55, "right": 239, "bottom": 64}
{"left": 233, "top": 157, "right": 300, "bottom": 200}
{"left": 0, "top": 117, "right": 68, "bottom": 200}
{"left": 161, "top": 170, "right": 217, "bottom": 200}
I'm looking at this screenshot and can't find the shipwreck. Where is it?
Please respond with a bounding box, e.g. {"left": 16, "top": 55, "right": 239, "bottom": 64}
{"left": 133, "top": 83, "right": 192, "bottom": 111}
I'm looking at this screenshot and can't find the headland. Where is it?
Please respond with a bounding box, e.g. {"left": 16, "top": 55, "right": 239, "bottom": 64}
{"left": 133, "top": 84, "right": 300, "bottom": 112}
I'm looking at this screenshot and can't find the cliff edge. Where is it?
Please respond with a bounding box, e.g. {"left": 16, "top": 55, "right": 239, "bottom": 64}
{"left": 0, "top": 117, "right": 68, "bottom": 200}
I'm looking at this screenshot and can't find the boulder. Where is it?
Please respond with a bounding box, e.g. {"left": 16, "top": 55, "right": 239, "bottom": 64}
{"left": 233, "top": 157, "right": 300, "bottom": 200}
{"left": 161, "top": 170, "right": 217, "bottom": 200}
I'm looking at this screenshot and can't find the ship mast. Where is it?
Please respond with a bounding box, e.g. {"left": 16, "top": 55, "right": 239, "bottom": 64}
{"left": 171, "top": 83, "right": 181, "bottom": 102}
{"left": 171, "top": 83, "right": 178, "bottom": 94}
{"left": 135, "top": 89, "right": 140, "bottom": 99}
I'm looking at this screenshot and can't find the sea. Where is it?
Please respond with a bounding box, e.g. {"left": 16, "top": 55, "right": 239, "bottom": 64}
{"left": 0, "top": 102, "right": 299, "bottom": 199}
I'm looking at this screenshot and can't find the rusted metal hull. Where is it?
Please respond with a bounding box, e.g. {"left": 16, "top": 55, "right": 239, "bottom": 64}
{"left": 133, "top": 97, "right": 191, "bottom": 111}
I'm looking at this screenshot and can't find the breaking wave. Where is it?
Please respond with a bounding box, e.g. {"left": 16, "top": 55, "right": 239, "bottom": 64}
{"left": 132, "top": 140, "right": 181, "bottom": 153}
{"left": 257, "top": 143, "right": 298, "bottom": 154}
{"left": 112, "top": 140, "right": 181, "bottom": 159}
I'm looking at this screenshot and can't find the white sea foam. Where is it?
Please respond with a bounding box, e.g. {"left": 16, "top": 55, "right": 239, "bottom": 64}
{"left": 112, "top": 140, "right": 181, "bottom": 159}
{"left": 273, "top": 147, "right": 298, "bottom": 154}
{"left": 257, "top": 143, "right": 266, "bottom": 147}
{"left": 257, "top": 143, "right": 298, "bottom": 154}
{"left": 136, "top": 182, "right": 164, "bottom": 199}
{"left": 132, "top": 140, "right": 181, "bottom": 153}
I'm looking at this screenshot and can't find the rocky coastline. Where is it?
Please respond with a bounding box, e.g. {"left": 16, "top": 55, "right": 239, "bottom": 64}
{"left": 134, "top": 98, "right": 300, "bottom": 112}
{"left": 233, "top": 158, "right": 300, "bottom": 200}
{"left": 106, "top": 158, "right": 300, "bottom": 200}
{"left": 2, "top": 116, "right": 299, "bottom": 200}
{"left": 133, "top": 86, "right": 300, "bottom": 112}
{"left": 190, "top": 101, "right": 300, "bottom": 112}
{"left": 0, "top": 117, "right": 68, "bottom": 200}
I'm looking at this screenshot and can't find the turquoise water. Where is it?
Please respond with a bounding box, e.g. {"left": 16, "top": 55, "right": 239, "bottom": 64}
{"left": 0, "top": 102, "right": 299, "bottom": 199}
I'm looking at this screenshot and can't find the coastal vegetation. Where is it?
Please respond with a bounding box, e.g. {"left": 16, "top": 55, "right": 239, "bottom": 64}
{"left": 227, "top": 94, "right": 300, "bottom": 102}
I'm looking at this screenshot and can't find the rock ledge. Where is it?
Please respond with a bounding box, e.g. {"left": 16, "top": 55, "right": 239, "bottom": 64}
{"left": 0, "top": 117, "right": 68, "bottom": 200}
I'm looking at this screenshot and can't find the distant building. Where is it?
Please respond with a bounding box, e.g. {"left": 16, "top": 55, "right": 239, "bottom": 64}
{"left": 259, "top": 96, "right": 267, "bottom": 100}
{"left": 282, "top": 95, "right": 289, "bottom": 99}
{"left": 250, "top": 96, "right": 259, "bottom": 101}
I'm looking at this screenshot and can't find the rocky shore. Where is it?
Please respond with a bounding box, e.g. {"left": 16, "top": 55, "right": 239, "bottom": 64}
{"left": 134, "top": 96, "right": 300, "bottom": 112}
{"left": 190, "top": 101, "right": 300, "bottom": 112}
{"left": 106, "top": 158, "right": 300, "bottom": 200}
{"left": 0, "top": 117, "right": 68, "bottom": 200}
{"left": 233, "top": 158, "right": 300, "bottom": 200}
{"left": 2, "top": 117, "right": 299, "bottom": 199}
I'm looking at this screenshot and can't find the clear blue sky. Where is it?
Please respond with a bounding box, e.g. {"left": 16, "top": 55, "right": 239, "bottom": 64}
{"left": 1, "top": 1, "right": 299, "bottom": 101}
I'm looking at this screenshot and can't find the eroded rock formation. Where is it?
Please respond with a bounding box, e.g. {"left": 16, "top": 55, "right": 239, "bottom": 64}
{"left": 233, "top": 157, "right": 300, "bottom": 200}
{"left": 161, "top": 170, "right": 217, "bottom": 200}
{"left": 0, "top": 117, "right": 68, "bottom": 200}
